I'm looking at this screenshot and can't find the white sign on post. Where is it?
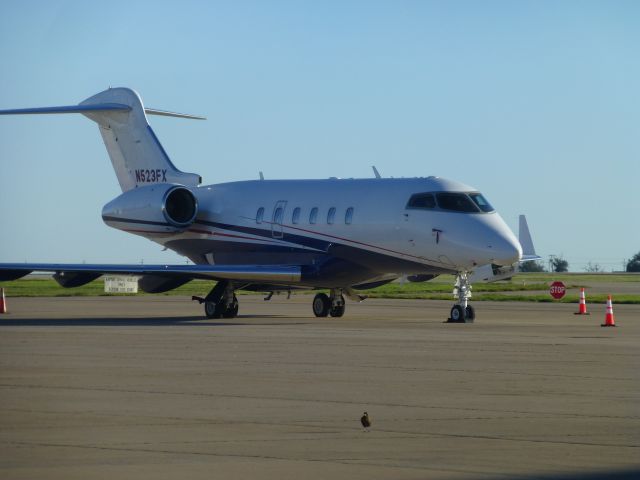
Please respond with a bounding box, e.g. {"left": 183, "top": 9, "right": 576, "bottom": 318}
{"left": 104, "top": 276, "right": 139, "bottom": 294}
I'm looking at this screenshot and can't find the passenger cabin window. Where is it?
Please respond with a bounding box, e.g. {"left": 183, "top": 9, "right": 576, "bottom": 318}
{"left": 292, "top": 207, "right": 301, "bottom": 224}
{"left": 345, "top": 207, "right": 354, "bottom": 224}
{"left": 273, "top": 207, "right": 284, "bottom": 224}
{"left": 407, "top": 193, "right": 436, "bottom": 209}
{"left": 256, "top": 207, "right": 264, "bottom": 224}
{"left": 436, "top": 193, "right": 479, "bottom": 213}
{"left": 309, "top": 207, "right": 318, "bottom": 224}
{"left": 327, "top": 207, "right": 336, "bottom": 224}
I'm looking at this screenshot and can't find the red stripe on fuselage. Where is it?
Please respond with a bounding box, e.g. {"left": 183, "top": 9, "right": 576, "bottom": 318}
{"left": 125, "top": 220, "right": 446, "bottom": 268}
{"left": 261, "top": 221, "right": 443, "bottom": 265}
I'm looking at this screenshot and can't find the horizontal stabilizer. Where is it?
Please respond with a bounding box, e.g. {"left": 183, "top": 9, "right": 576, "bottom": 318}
{"left": 0, "top": 263, "right": 301, "bottom": 284}
{"left": 0, "top": 104, "right": 132, "bottom": 115}
{"left": 0, "top": 104, "right": 205, "bottom": 120}
{"left": 144, "top": 108, "right": 206, "bottom": 120}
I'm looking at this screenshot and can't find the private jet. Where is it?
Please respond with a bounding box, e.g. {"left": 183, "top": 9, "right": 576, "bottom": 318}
{"left": 0, "top": 87, "right": 538, "bottom": 322}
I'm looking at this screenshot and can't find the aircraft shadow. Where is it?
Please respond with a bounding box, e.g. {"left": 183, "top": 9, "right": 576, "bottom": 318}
{"left": 0, "top": 315, "right": 310, "bottom": 327}
{"left": 477, "top": 469, "right": 640, "bottom": 480}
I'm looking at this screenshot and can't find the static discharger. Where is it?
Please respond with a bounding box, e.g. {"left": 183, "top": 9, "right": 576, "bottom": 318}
{"left": 601, "top": 295, "right": 616, "bottom": 327}
{"left": 574, "top": 287, "right": 590, "bottom": 315}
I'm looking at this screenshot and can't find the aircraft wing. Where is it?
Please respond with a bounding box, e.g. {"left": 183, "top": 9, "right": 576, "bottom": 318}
{"left": 0, "top": 263, "right": 301, "bottom": 288}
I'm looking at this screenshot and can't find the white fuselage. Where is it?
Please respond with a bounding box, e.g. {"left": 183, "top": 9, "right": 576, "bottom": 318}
{"left": 107, "top": 176, "right": 522, "bottom": 288}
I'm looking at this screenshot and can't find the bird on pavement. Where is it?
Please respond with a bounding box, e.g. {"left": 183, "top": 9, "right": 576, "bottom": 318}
{"left": 360, "top": 412, "right": 371, "bottom": 431}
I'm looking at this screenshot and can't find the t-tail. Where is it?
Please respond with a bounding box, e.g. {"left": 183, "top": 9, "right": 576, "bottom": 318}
{"left": 0, "top": 87, "right": 203, "bottom": 191}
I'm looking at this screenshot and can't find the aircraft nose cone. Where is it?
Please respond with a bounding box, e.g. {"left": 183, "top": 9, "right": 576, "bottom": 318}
{"left": 489, "top": 234, "right": 522, "bottom": 266}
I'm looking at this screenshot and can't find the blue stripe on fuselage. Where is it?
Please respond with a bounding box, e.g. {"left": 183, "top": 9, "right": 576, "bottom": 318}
{"left": 104, "top": 216, "right": 450, "bottom": 274}
{"left": 194, "top": 219, "right": 331, "bottom": 252}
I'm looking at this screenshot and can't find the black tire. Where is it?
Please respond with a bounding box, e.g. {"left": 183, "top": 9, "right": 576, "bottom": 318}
{"left": 450, "top": 305, "right": 466, "bottom": 322}
{"left": 205, "top": 300, "right": 221, "bottom": 319}
{"left": 312, "top": 293, "right": 330, "bottom": 317}
{"left": 329, "top": 295, "right": 346, "bottom": 317}
{"left": 465, "top": 305, "right": 475, "bottom": 322}
{"left": 222, "top": 296, "right": 239, "bottom": 318}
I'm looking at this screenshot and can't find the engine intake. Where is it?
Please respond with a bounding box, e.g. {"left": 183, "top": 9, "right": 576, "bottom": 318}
{"left": 102, "top": 183, "right": 198, "bottom": 233}
{"left": 163, "top": 187, "right": 197, "bottom": 227}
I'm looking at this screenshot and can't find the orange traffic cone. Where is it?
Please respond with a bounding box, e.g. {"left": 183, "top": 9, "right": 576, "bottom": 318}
{"left": 574, "top": 288, "right": 590, "bottom": 315}
{"left": 0, "top": 288, "right": 6, "bottom": 314}
{"left": 601, "top": 295, "right": 616, "bottom": 327}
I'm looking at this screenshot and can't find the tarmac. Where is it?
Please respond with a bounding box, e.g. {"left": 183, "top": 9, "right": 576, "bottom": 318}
{"left": 0, "top": 295, "right": 638, "bottom": 480}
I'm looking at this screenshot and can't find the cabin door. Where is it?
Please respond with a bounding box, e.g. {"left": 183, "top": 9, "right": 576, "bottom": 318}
{"left": 271, "top": 200, "right": 287, "bottom": 239}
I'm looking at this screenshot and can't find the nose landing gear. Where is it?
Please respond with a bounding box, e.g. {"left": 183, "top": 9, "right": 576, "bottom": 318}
{"left": 447, "top": 272, "right": 475, "bottom": 323}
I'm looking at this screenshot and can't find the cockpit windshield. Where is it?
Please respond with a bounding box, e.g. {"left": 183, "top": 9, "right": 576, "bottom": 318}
{"left": 435, "top": 193, "right": 479, "bottom": 212}
{"left": 406, "top": 192, "right": 495, "bottom": 213}
{"left": 468, "top": 193, "right": 494, "bottom": 212}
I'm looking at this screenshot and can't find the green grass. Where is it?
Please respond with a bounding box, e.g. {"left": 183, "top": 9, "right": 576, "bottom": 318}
{"left": 513, "top": 273, "right": 640, "bottom": 283}
{"left": 2, "top": 273, "right": 639, "bottom": 303}
{"left": 0, "top": 277, "right": 214, "bottom": 298}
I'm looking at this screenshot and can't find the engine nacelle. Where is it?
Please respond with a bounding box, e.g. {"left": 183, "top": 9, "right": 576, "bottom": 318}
{"left": 102, "top": 183, "right": 198, "bottom": 233}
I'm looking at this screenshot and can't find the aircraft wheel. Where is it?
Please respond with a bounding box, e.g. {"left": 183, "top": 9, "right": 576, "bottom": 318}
{"left": 222, "top": 296, "right": 239, "bottom": 318}
{"left": 449, "top": 305, "right": 466, "bottom": 323}
{"left": 465, "top": 305, "right": 475, "bottom": 322}
{"left": 329, "top": 296, "right": 346, "bottom": 317}
{"left": 205, "top": 300, "right": 222, "bottom": 319}
{"left": 312, "top": 293, "right": 330, "bottom": 317}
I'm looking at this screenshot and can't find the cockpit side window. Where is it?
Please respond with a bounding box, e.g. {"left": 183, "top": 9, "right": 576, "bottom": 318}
{"left": 406, "top": 193, "right": 436, "bottom": 209}
{"left": 469, "top": 193, "right": 494, "bottom": 212}
{"left": 436, "top": 193, "right": 480, "bottom": 213}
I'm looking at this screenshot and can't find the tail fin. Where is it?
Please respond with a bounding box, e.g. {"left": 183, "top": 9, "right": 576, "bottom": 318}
{"left": 0, "top": 87, "right": 203, "bottom": 191}
{"left": 518, "top": 214, "right": 540, "bottom": 261}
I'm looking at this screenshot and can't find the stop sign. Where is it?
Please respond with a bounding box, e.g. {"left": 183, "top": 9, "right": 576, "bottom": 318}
{"left": 550, "top": 281, "right": 566, "bottom": 299}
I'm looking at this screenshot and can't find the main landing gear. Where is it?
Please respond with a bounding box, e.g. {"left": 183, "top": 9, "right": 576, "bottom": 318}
{"left": 313, "top": 289, "right": 346, "bottom": 317}
{"left": 193, "top": 280, "right": 239, "bottom": 319}
{"left": 447, "top": 272, "right": 475, "bottom": 323}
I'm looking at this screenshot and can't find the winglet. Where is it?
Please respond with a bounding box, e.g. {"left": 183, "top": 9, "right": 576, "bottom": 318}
{"left": 519, "top": 215, "right": 540, "bottom": 261}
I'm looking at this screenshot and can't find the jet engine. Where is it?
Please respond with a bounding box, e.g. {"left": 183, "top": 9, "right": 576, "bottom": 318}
{"left": 102, "top": 184, "right": 198, "bottom": 233}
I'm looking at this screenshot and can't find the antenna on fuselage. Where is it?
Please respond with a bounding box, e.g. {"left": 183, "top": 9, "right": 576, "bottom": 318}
{"left": 372, "top": 166, "right": 381, "bottom": 179}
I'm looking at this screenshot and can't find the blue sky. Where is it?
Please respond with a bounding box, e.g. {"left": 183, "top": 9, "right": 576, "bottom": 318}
{"left": 1, "top": 0, "right": 638, "bottom": 271}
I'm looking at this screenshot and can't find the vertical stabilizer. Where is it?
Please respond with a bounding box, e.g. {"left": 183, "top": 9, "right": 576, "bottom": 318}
{"left": 80, "top": 88, "right": 201, "bottom": 191}
{"left": 0, "top": 87, "right": 203, "bottom": 192}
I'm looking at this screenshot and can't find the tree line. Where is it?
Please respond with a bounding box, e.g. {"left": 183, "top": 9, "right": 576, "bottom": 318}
{"left": 518, "top": 251, "right": 640, "bottom": 273}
